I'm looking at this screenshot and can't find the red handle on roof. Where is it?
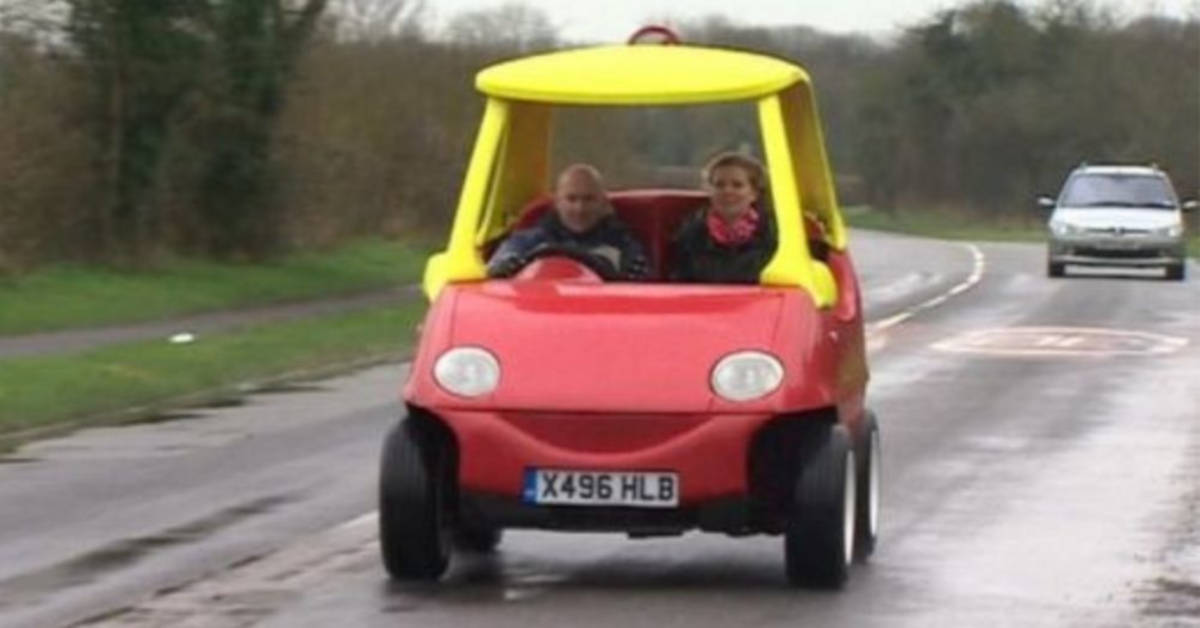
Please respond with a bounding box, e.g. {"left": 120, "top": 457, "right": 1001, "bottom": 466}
{"left": 627, "top": 26, "right": 681, "bottom": 45}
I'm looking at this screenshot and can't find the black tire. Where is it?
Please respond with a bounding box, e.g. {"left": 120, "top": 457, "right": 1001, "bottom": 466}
{"left": 1047, "top": 261, "right": 1065, "bottom": 278}
{"left": 454, "top": 525, "right": 503, "bottom": 553}
{"left": 853, "top": 411, "right": 881, "bottom": 562}
{"left": 1165, "top": 263, "right": 1185, "bottom": 281}
{"left": 785, "top": 423, "right": 856, "bottom": 589}
{"left": 379, "top": 420, "right": 452, "bottom": 580}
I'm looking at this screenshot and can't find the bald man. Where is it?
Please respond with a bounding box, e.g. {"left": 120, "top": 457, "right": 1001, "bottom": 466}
{"left": 487, "top": 164, "right": 650, "bottom": 280}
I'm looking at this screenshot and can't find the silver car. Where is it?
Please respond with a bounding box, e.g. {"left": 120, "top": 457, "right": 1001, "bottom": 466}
{"left": 1042, "top": 165, "right": 1196, "bottom": 280}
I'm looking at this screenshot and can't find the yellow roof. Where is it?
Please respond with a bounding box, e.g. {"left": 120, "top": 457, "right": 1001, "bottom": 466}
{"left": 476, "top": 45, "right": 806, "bottom": 105}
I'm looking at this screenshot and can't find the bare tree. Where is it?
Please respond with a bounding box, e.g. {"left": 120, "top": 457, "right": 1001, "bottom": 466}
{"left": 0, "top": 0, "right": 69, "bottom": 49}
{"left": 445, "top": 2, "right": 555, "bottom": 53}
{"left": 331, "top": 0, "right": 423, "bottom": 42}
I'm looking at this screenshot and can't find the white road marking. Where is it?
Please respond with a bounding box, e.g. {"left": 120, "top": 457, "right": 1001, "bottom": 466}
{"left": 334, "top": 512, "right": 377, "bottom": 532}
{"left": 867, "top": 243, "right": 986, "bottom": 347}
{"left": 933, "top": 326, "right": 1190, "bottom": 358}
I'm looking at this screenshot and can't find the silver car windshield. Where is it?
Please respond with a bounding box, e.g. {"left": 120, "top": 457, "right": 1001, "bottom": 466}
{"left": 1059, "top": 174, "right": 1177, "bottom": 209}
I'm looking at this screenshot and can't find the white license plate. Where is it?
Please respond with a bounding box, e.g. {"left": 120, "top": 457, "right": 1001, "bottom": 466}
{"left": 1096, "top": 239, "right": 1142, "bottom": 250}
{"left": 522, "top": 469, "right": 679, "bottom": 508}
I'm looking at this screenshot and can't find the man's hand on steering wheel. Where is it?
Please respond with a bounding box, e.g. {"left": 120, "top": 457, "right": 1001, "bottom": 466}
{"left": 521, "top": 242, "right": 622, "bottom": 280}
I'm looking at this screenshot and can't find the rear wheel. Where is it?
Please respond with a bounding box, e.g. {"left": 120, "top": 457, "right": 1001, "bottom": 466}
{"left": 379, "top": 419, "right": 452, "bottom": 580}
{"left": 1047, "top": 261, "right": 1065, "bottom": 278}
{"left": 854, "top": 412, "right": 881, "bottom": 562}
{"left": 785, "top": 424, "right": 856, "bottom": 589}
{"left": 1165, "top": 263, "right": 1186, "bottom": 281}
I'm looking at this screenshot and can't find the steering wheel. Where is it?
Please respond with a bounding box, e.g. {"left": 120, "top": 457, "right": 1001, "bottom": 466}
{"left": 520, "top": 243, "right": 622, "bottom": 281}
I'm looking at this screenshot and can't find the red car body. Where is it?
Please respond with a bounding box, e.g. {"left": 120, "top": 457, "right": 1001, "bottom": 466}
{"left": 380, "top": 36, "right": 880, "bottom": 588}
{"left": 402, "top": 192, "right": 869, "bottom": 533}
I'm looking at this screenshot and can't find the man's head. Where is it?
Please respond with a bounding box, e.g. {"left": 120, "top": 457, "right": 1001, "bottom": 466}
{"left": 554, "top": 164, "right": 611, "bottom": 233}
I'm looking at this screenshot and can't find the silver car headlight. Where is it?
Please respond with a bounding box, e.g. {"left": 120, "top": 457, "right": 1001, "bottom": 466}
{"left": 1155, "top": 224, "right": 1183, "bottom": 238}
{"left": 711, "top": 351, "right": 784, "bottom": 402}
{"left": 1049, "top": 220, "right": 1080, "bottom": 236}
{"left": 434, "top": 347, "right": 500, "bottom": 397}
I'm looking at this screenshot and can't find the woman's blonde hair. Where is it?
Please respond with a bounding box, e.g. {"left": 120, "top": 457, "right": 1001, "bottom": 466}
{"left": 702, "top": 151, "right": 767, "bottom": 193}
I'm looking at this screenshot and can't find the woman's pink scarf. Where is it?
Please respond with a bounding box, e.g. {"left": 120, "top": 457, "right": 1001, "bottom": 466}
{"left": 706, "top": 206, "right": 760, "bottom": 247}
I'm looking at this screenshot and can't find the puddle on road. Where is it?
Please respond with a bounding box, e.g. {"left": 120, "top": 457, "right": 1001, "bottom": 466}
{"left": 196, "top": 397, "right": 248, "bottom": 410}
{"left": 253, "top": 382, "right": 328, "bottom": 395}
{"left": 0, "top": 493, "right": 298, "bottom": 609}
{"left": 1137, "top": 577, "right": 1200, "bottom": 621}
{"left": 131, "top": 382, "right": 326, "bottom": 427}
{"left": 134, "top": 396, "right": 246, "bottom": 426}
{"left": 138, "top": 411, "right": 206, "bottom": 424}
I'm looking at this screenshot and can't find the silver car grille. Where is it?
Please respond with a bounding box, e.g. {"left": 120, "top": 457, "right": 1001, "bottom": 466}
{"left": 1083, "top": 226, "right": 1151, "bottom": 236}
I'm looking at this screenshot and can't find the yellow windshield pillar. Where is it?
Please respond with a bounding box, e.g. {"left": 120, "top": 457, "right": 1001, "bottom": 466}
{"left": 423, "top": 98, "right": 509, "bottom": 300}
{"left": 477, "top": 102, "right": 552, "bottom": 244}
{"left": 779, "top": 83, "right": 847, "bottom": 251}
{"left": 757, "top": 95, "right": 814, "bottom": 290}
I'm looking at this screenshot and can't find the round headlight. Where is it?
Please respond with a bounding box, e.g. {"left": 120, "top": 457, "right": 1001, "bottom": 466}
{"left": 1049, "top": 220, "right": 1078, "bottom": 236}
{"left": 711, "top": 351, "right": 784, "bottom": 402}
{"left": 1158, "top": 224, "right": 1183, "bottom": 238}
{"left": 434, "top": 347, "right": 500, "bottom": 397}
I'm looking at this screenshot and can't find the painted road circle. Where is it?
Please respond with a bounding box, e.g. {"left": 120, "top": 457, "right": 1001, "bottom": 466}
{"left": 933, "top": 327, "right": 1189, "bottom": 358}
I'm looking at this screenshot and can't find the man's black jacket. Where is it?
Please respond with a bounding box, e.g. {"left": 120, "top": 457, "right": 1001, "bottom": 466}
{"left": 487, "top": 212, "right": 650, "bottom": 280}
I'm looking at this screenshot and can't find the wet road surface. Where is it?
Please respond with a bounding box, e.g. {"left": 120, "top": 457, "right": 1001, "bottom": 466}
{"left": 1, "top": 231, "right": 1197, "bottom": 627}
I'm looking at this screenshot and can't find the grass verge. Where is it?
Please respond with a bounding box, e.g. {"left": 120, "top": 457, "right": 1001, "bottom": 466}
{"left": 845, "top": 206, "right": 1200, "bottom": 259}
{"left": 0, "top": 237, "right": 434, "bottom": 335}
{"left": 843, "top": 206, "right": 1045, "bottom": 242}
{"left": 0, "top": 300, "right": 427, "bottom": 436}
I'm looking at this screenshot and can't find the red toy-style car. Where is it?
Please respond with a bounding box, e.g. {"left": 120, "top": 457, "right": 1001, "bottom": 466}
{"left": 380, "top": 31, "right": 880, "bottom": 589}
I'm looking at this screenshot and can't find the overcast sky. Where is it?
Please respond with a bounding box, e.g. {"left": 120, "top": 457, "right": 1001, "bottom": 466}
{"left": 425, "top": 0, "right": 1199, "bottom": 41}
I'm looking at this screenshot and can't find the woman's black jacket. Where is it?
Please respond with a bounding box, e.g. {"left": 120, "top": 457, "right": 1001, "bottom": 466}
{"left": 670, "top": 207, "right": 777, "bottom": 284}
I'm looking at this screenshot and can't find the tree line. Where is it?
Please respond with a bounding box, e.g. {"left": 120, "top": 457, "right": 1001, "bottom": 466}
{"left": 0, "top": 0, "right": 1195, "bottom": 271}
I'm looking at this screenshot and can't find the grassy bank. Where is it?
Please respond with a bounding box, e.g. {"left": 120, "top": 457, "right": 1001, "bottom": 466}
{"left": 0, "top": 300, "right": 427, "bottom": 435}
{"left": 845, "top": 206, "right": 1200, "bottom": 258}
{"left": 843, "top": 206, "right": 1045, "bottom": 242}
{"left": 0, "top": 238, "right": 434, "bottom": 335}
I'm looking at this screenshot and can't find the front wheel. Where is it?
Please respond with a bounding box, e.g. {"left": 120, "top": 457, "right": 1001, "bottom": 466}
{"left": 785, "top": 424, "right": 856, "bottom": 589}
{"left": 854, "top": 412, "right": 881, "bottom": 562}
{"left": 1047, "top": 260, "right": 1065, "bottom": 278}
{"left": 1165, "top": 263, "right": 1186, "bottom": 281}
{"left": 379, "top": 420, "right": 452, "bottom": 580}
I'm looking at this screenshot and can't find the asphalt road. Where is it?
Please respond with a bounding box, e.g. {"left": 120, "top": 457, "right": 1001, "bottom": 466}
{"left": 1, "top": 231, "right": 1197, "bottom": 627}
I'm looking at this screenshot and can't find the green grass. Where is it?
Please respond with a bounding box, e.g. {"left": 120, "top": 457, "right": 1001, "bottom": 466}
{"left": 843, "top": 206, "right": 1046, "bottom": 242}
{"left": 0, "top": 238, "right": 434, "bottom": 335}
{"left": 0, "top": 301, "right": 427, "bottom": 434}
{"left": 845, "top": 206, "right": 1200, "bottom": 259}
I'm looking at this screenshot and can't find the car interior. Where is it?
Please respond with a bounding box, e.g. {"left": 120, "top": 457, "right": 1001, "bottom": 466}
{"left": 487, "top": 190, "right": 838, "bottom": 285}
